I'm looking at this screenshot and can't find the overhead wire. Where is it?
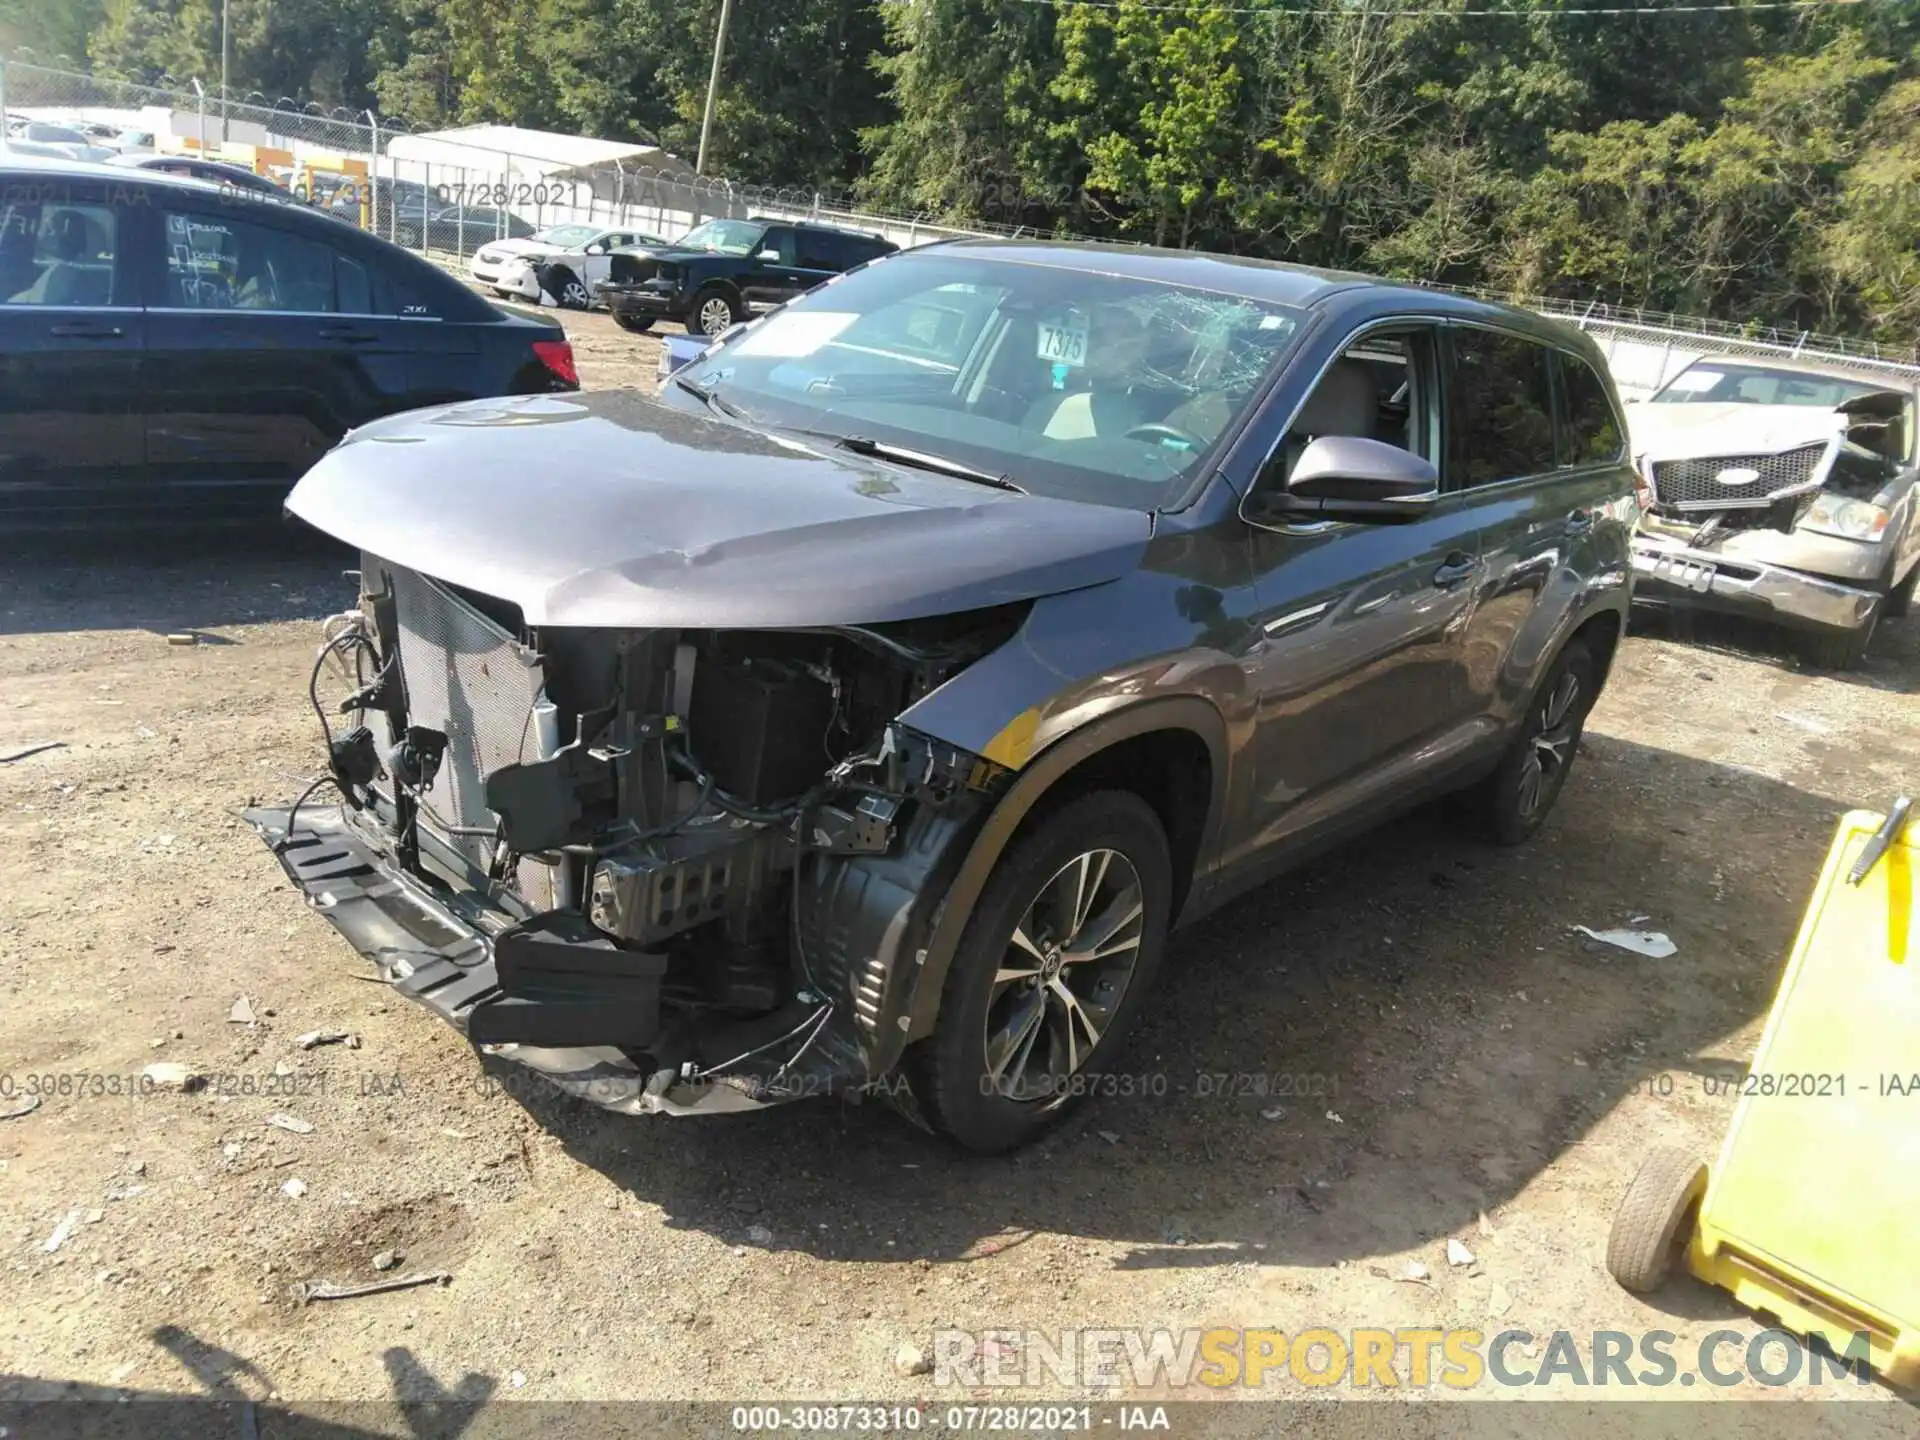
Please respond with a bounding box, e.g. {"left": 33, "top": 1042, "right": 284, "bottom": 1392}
{"left": 1000, "top": 0, "right": 1867, "bottom": 17}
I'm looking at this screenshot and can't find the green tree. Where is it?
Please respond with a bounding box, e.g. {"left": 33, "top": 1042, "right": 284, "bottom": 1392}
{"left": 0, "top": 0, "right": 109, "bottom": 67}
{"left": 860, "top": 0, "right": 1057, "bottom": 221}
{"left": 1825, "top": 75, "right": 1920, "bottom": 342}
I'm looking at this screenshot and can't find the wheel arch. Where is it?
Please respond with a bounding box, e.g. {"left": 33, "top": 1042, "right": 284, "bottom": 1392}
{"left": 903, "top": 697, "right": 1228, "bottom": 1043}
{"left": 1570, "top": 606, "right": 1625, "bottom": 684}
{"left": 689, "top": 275, "right": 744, "bottom": 311}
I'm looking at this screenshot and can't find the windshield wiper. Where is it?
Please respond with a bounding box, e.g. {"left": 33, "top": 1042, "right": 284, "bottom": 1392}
{"left": 833, "top": 435, "right": 1026, "bottom": 494}
{"left": 674, "top": 373, "right": 746, "bottom": 421}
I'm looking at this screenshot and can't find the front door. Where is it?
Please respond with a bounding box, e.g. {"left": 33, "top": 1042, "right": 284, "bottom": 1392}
{"left": 0, "top": 176, "right": 146, "bottom": 521}
{"left": 140, "top": 203, "right": 413, "bottom": 510}
{"left": 740, "top": 225, "right": 813, "bottom": 311}
{"left": 1239, "top": 324, "right": 1485, "bottom": 856}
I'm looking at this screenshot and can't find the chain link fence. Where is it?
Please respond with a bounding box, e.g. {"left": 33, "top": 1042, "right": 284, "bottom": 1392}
{"left": 4, "top": 52, "right": 1916, "bottom": 393}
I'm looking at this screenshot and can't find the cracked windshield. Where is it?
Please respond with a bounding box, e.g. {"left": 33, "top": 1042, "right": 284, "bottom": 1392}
{"left": 685, "top": 255, "right": 1301, "bottom": 506}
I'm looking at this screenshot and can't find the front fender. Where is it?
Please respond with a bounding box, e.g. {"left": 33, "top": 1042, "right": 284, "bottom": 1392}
{"left": 900, "top": 695, "right": 1231, "bottom": 1053}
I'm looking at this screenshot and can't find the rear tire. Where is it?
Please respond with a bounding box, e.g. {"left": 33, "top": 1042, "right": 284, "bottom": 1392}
{"left": 908, "top": 791, "right": 1172, "bottom": 1154}
{"left": 1606, "top": 1146, "right": 1706, "bottom": 1293}
{"left": 1453, "top": 638, "right": 1597, "bottom": 846}
{"left": 613, "top": 313, "right": 654, "bottom": 334}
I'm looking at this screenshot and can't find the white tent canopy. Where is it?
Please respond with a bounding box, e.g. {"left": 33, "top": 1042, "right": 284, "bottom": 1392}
{"left": 386, "top": 124, "right": 695, "bottom": 181}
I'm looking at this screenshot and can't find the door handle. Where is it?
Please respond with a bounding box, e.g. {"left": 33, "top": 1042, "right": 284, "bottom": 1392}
{"left": 1432, "top": 553, "right": 1478, "bottom": 589}
{"left": 319, "top": 327, "right": 379, "bottom": 344}
{"left": 1566, "top": 507, "right": 1597, "bottom": 533}
{"left": 50, "top": 322, "right": 125, "bottom": 339}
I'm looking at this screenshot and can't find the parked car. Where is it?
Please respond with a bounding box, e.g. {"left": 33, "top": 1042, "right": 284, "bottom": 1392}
{"left": 470, "top": 222, "right": 669, "bottom": 308}
{"left": 5, "top": 117, "right": 118, "bottom": 163}
{"left": 1627, "top": 355, "right": 1920, "bottom": 668}
{"left": 109, "top": 151, "right": 301, "bottom": 203}
{"left": 321, "top": 175, "right": 429, "bottom": 227}
{"left": 596, "top": 216, "right": 898, "bottom": 336}
{"left": 251, "top": 239, "right": 1634, "bottom": 1152}
{"left": 394, "top": 199, "right": 536, "bottom": 258}
{"left": 0, "top": 157, "right": 578, "bottom": 525}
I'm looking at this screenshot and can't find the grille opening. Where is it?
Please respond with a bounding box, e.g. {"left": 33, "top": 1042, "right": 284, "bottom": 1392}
{"left": 1650, "top": 442, "right": 1826, "bottom": 511}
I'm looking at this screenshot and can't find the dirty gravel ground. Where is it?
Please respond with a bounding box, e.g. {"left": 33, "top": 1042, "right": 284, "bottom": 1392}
{"left": 2, "top": 308, "right": 1918, "bottom": 1423}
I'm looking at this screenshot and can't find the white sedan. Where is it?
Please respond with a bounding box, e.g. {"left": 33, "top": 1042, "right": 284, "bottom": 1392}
{"left": 469, "top": 223, "right": 668, "bottom": 308}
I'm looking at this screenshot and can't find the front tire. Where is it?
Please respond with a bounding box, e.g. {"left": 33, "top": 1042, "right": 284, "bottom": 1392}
{"left": 1882, "top": 558, "right": 1916, "bottom": 620}
{"left": 613, "top": 313, "right": 654, "bottom": 334}
{"left": 549, "top": 267, "right": 592, "bottom": 311}
{"left": 1802, "top": 613, "right": 1874, "bottom": 671}
{"left": 1454, "top": 638, "right": 1597, "bottom": 845}
{"left": 690, "top": 287, "right": 743, "bottom": 338}
{"left": 909, "top": 792, "right": 1172, "bottom": 1154}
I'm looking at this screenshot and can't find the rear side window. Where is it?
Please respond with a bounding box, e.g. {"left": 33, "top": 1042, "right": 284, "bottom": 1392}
{"left": 161, "top": 209, "right": 342, "bottom": 312}
{"left": 1557, "top": 352, "right": 1624, "bottom": 466}
{"left": 0, "top": 197, "right": 120, "bottom": 307}
{"left": 1446, "top": 327, "right": 1557, "bottom": 488}
{"left": 797, "top": 229, "right": 847, "bottom": 271}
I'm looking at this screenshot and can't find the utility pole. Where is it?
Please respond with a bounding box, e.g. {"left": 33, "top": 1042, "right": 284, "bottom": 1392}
{"left": 220, "top": 0, "right": 230, "bottom": 143}
{"left": 695, "top": 0, "right": 734, "bottom": 175}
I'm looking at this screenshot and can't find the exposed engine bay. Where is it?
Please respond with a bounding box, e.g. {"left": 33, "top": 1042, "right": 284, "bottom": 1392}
{"left": 255, "top": 552, "right": 1026, "bottom": 1115}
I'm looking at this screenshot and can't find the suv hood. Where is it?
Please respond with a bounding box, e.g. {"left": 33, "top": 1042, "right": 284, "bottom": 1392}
{"left": 1627, "top": 401, "right": 1846, "bottom": 462}
{"left": 288, "top": 392, "right": 1151, "bottom": 628}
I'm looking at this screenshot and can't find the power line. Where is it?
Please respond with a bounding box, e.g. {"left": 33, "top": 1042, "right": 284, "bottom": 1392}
{"left": 1002, "top": 0, "right": 1866, "bottom": 18}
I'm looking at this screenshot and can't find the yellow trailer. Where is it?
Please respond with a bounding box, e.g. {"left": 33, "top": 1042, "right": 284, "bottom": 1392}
{"left": 1607, "top": 797, "right": 1916, "bottom": 1386}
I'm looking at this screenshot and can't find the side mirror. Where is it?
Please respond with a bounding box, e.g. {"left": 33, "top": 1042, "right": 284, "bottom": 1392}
{"left": 755, "top": 248, "right": 782, "bottom": 262}
{"left": 585, "top": 242, "right": 606, "bottom": 255}
{"left": 1255, "top": 436, "right": 1438, "bottom": 524}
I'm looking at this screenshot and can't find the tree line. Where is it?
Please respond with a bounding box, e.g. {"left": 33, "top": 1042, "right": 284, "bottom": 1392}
{"left": 5, "top": 0, "right": 1917, "bottom": 346}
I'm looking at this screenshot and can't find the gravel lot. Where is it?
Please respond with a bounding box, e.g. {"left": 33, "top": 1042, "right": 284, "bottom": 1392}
{"left": 2, "top": 308, "right": 1917, "bottom": 1423}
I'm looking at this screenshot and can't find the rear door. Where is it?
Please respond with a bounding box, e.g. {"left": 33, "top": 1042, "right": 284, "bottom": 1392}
{"left": 140, "top": 201, "right": 414, "bottom": 507}
{"left": 792, "top": 226, "right": 849, "bottom": 290}
{"left": 1442, "top": 325, "right": 1617, "bottom": 717}
{"left": 0, "top": 174, "right": 146, "bottom": 520}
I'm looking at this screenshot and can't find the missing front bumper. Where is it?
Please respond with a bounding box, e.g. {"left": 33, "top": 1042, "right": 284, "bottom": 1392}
{"left": 243, "top": 803, "right": 816, "bottom": 1117}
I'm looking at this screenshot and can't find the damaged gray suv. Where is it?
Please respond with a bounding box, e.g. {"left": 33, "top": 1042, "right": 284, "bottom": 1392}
{"left": 253, "top": 240, "right": 1634, "bottom": 1152}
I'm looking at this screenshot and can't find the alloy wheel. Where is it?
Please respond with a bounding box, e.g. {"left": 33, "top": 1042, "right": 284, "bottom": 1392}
{"left": 698, "top": 297, "right": 735, "bottom": 336}
{"left": 981, "top": 848, "right": 1145, "bottom": 1103}
{"left": 1517, "top": 670, "right": 1581, "bottom": 820}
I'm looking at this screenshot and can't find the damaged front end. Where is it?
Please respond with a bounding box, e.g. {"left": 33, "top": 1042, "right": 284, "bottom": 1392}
{"left": 249, "top": 556, "right": 1023, "bottom": 1117}
{"left": 1629, "top": 390, "right": 1908, "bottom": 636}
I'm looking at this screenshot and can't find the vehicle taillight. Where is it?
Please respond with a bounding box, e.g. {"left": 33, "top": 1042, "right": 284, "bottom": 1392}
{"left": 532, "top": 338, "right": 578, "bottom": 388}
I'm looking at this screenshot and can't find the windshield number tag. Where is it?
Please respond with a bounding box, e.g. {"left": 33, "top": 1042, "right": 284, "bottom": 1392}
{"left": 1037, "top": 317, "right": 1089, "bottom": 368}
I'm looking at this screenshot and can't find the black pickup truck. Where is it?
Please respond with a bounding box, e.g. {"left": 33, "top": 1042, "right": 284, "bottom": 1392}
{"left": 596, "top": 216, "right": 897, "bottom": 337}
